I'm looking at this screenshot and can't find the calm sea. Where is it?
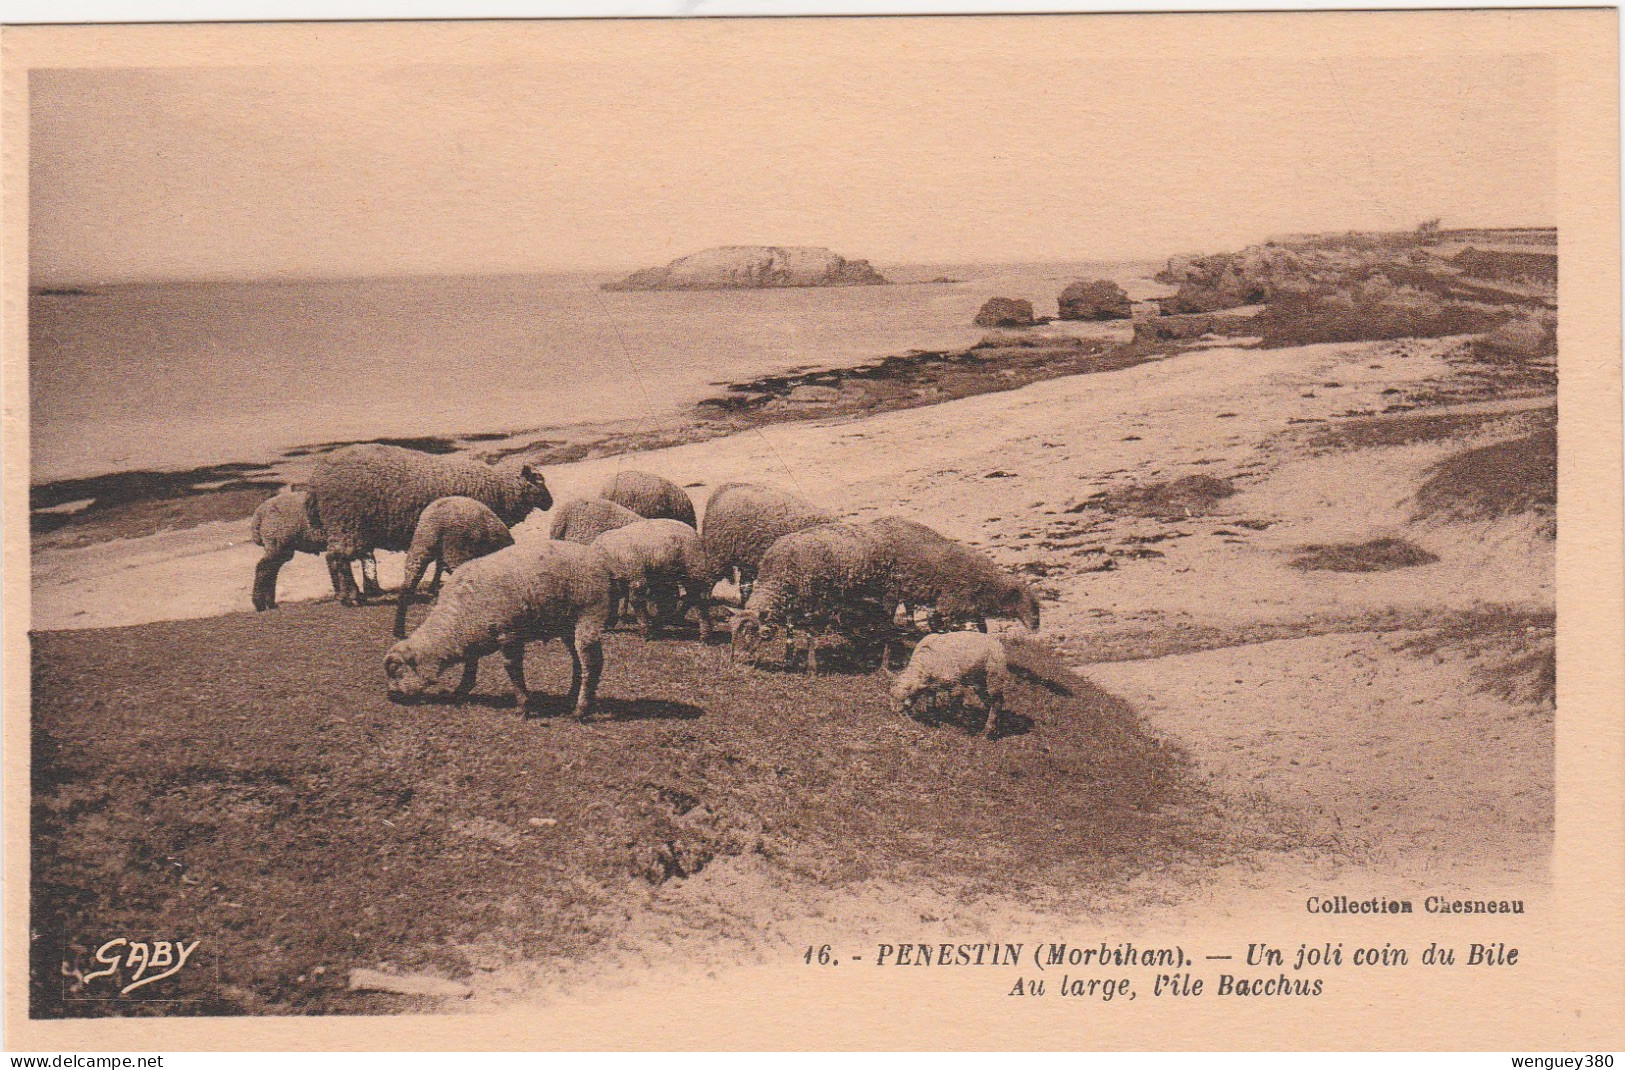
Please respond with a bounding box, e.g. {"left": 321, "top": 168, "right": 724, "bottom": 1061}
{"left": 29, "top": 260, "right": 1163, "bottom": 483}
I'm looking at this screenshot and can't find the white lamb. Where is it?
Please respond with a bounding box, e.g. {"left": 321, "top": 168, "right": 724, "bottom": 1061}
{"left": 889, "top": 631, "right": 1011, "bottom": 738}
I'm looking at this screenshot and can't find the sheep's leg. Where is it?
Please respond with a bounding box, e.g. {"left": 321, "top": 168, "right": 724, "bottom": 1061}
{"left": 975, "top": 618, "right": 989, "bottom": 634}
{"left": 360, "top": 554, "right": 383, "bottom": 600}
{"left": 566, "top": 641, "right": 583, "bottom": 710}
{"left": 323, "top": 554, "right": 349, "bottom": 599}
{"left": 981, "top": 684, "right": 1003, "bottom": 739}
{"left": 454, "top": 656, "right": 479, "bottom": 699}
{"left": 349, "top": 561, "right": 372, "bottom": 606}
{"left": 427, "top": 560, "right": 444, "bottom": 596}
{"left": 394, "top": 550, "right": 435, "bottom": 639}
{"left": 686, "top": 582, "right": 713, "bottom": 641}
{"left": 253, "top": 550, "right": 293, "bottom": 611}
{"left": 631, "top": 580, "right": 654, "bottom": 637}
{"left": 574, "top": 636, "right": 604, "bottom": 721}
{"left": 326, "top": 552, "right": 362, "bottom": 606}
{"left": 806, "top": 631, "right": 820, "bottom": 676}
{"left": 646, "top": 581, "right": 672, "bottom": 633}
{"left": 656, "top": 581, "right": 679, "bottom": 632}
{"left": 501, "top": 640, "right": 532, "bottom": 710}
{"left": 916, "top": 689, "right": 936, "bottom": 723}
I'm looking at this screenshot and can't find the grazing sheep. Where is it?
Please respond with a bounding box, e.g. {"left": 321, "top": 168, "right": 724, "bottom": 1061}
{"left": 700, "top": 482, "right": 833, "bottom": 597}
{"left": 865, "top": 516, "right": 1041, "bottom": 633}
{"left": 599, "top": 469, "right": 698, "bottom": 527}
{"left": 250, "top": 490, "right": 378, "bottom": 611}
{"left": 591, "top": 519, "right": 715, "bottom": 639}
{"left": 728, "top": 522, "right": 895, "bottom": 674}
{"left": 393, "top": 496, "right": 517, "bottom": 638}
{"left": 384, "top": 540, "right": 614, "bottom": 720}
{"left": 306, "top": 444, "right": 553, "bottom": 606}
{"left": 890, "top": 631, "right": 1010, "bottom": 738}
{"left": 548, "top": 497, "right": 643, "bottom": 544}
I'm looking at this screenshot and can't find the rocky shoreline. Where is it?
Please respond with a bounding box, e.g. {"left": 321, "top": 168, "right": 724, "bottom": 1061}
{"left": 31, "top": 324, "right": 1156, "bottom": 546}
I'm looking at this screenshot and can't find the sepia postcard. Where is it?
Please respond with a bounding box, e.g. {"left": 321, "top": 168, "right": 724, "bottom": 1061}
{"left": 2, "top": 9, "right": 1621, "bottom": 1052}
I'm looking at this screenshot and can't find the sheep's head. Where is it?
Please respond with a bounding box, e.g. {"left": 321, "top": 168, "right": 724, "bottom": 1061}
{"left": 497, "top": 459, "right": 553, "bottom": 519}
{"left": 517, "top": 464, "right": 554, "bottom": 514}
{"left": 973, "top": 579, "right": 1042, "bottom": 632}
{"left": 727, "top": 607, "right": 763, "bottom": 648}
{"left": 384, "top": 641, "right": 446, "bottom": 703}
{"left": 729, "top": 607, "right": 786, "bottom": 663}
{"left": 889, "top": 670, "right": 924, "bottom": 714}
{"left": 1003, "top": 585, "right": 1041, "bottom": 632}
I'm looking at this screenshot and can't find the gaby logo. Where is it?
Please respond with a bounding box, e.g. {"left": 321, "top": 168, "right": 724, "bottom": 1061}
{"left": 66, "top": 938, "right": 203, "bottom": 997}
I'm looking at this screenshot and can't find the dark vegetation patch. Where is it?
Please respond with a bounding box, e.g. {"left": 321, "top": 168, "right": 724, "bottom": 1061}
{"left": 1394, "top": 605, "right": 1555, "bottom": 711}
{"left": 30, "top": 464, "right": 283, "bottom": 540}
{"left": 705, "top": 334, "right": 1134, "bottom": 417}
{"left": 1304, "top": 404, "right": 1554, "bottom": 454}
{"left": 31, "top": 604, "right": 1220, "bottom": 1017}
{"left": 291, "top": 436, "right": 463, "bottom": 457}
{"left": 1063, "top": 608, "right": 1438, "bottom": 664}
{"left": 34, "top": 488, "right": 283, "bottom": 548}
{"left": 1370, "top": 328, "right": 1556, "bottom": 415}
{"left": 1253, "top": 293, "right": 1508, "bottom": 348}
{"left": 32, "top": 463, "right": 277, "bottom": 513}
{"left": 1071, "top": 475, "right": 1237, "bottom": 520}
{"left": 1414, "top": 426, "right": 1556, "bottom": 535}
{"left": 1482, "top": 647, "right": 1557, "bottom": 711}
{"left": 1452, "top": 247, "right": 1558, "bottom": 287}
{"left": 491, "top": 336, "right": 1171, "bottom": 467}
{"left": 1131, "top": 312, "right": 1259, "bottom": 345}
{"left": 1289, "top": 537, "right": 1439, "bottom": 573}
{"left": 341, "top": 436, "right": 461, "bottom": 454}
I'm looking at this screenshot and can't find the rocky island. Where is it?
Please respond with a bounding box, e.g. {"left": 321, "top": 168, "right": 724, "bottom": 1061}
{"left": 602, "top": 245, "right": 888, "bottom": 291}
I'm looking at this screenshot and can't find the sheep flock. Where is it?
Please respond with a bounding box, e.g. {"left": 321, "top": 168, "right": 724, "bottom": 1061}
{"left": 256, "top": 452, "right": 1043, "bottom": 735}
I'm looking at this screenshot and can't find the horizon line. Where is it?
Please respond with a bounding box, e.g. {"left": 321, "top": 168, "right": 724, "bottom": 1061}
{"left": 28, "top": 223, "right": 1557, "bottom": 291}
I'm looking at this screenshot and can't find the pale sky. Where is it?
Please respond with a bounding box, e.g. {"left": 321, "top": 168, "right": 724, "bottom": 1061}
{"left": 28, "top": 19, "right": 1556, "bottom": 284}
